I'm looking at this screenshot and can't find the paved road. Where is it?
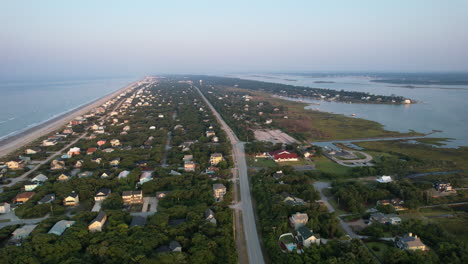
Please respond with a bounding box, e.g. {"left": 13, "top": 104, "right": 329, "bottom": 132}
{"left": 195, "top": 86, "right": 264, "bottom": 264}
{"left": 327, "top": 151, "right": 374, "bottom": 167}
{"left": 1, "top": 132, "right": 88, "bottom": 188}
{"left": 0, "top": 212, "right": 50, "bottom": 229}
{"left": 161, "top": 132, "right": 172, "bottom": 168}
{"left": 313, "top": 182, "right": 363, "bottom": 239}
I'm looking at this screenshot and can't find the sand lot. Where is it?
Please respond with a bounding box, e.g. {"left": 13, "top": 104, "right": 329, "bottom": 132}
{"left": 253, "top": 129, "right": 298, "bottom": 144}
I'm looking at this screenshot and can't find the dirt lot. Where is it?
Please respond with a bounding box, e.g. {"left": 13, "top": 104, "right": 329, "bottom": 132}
{"left": 253, "top": 129, "right": 298, "bottom": 144}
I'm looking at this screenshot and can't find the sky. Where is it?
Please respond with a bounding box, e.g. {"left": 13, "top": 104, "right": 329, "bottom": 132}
{"left": 1, "top": 0, "right": 468, "bottom": 81}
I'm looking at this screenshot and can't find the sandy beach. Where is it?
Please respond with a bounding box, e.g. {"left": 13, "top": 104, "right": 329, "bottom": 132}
{"left": 0, "top": 80, "right": 139, "bottom": 158}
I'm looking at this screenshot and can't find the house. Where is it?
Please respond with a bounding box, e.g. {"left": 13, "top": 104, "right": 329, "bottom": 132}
{"left": 370, "top": 213, "right": 402, "bottom": 225}
{"left": 255, "top": 152, "right": 269, "bottom": 158}
{"left": 24, "top": 181, "right": 39, "bottom": 191}
{"left": 205, "top": 208, "right": 217, "bottom": 225}
{"left": 74, "top": 160, "right": 83, "bottom": 168}
{"left": 296, "top": 226, "right": 320, "bottom": 247}
{"left": 38, "top": 194, "right": 55, "bottom": 204}
{"left": 78, "top": 171, "right": 93, "bottom": 178}
{"left": 97, "top": 140, "right": 107, "bottom": 147}
{"left": 95, "top": 188, "right": 111, "bottom": 201}
{"left": 110, "top": 139, "right": 121, "bottom": 147}
{"left": 378, "top": 198, "right": 406, "bottom": 211}
{"left": 209, "top": 153, "right": 223, "bottom": 166}
{"left": 139, "top": 171, "right": 153, "bottom": 184}
{"left": 156, "top": 191, "right": 170, "bottom": 199}
{"left": 396, "top": 233, "right": 427, "bottom": 251}
{"left": 42, "top": 139, "right": 57, "bottom": 146}
{"left": 63, "top": 192, "right": 79, "bottom": 206}
{"left": 88, "top": 211, "right": 107, "bottom": 232}
{"left": 269, "top": 150, "right": 299, "bottom": 162}
{"left": 213, "top": 183, "right": 226, "bottom": 202}
{"left": 156, "top": 241, "right": 183, "bottom": 253}
{"left": 13, "top": 192, "right": 36, "bottom": 204}
{"left": 118, "top": 170, "right": 130, "bottom": 179}
{"left": 184, "top": 161, "right": 196, "bottom": 172}
{"left": 48, "top": 220, "right": 75, "bottom": 236}
{"left": 32, "top": 174, "right": 48, "bottom": 183}
{"left": 92, "top": 157, "right": 102, "bottom": 164}
{"left": 67, "top": 147, "right": 81, "bottom": 157}
{"left": 434, "top": 182, "right": 453, "bottom": 192}
{"left": 123, "top": 125, "right": 131, "bottom": 132}
{"left": 183, "top": 155, "right": 193, "bottom": 162}
{"left": 0, "top": 202, "right": 11, "bottom": 214}
{"left": 63, "top": 127, "right": 73, "bottom": 134}
{"left": 279, "top": 233, "right": 297, "bottom": 253}
{"left": 206, "top": 166, "right": 219, "bottom": 174}
{"left": 122, "top": 190, "right": 143, "bottom": 204}
{"left": 100, "top": 172, "right": 110, "bottom": 178}
{"left": 25, "top": 147, "right": 42, "bottom": 155}
{"left": 6, "top": 159, "right": 24, "bottom": 170}
{"left": 110, "top": 158, "right": 121, "bottom": 167}
{"left": 87, "top": 147, "right": 97, "bottom": 155}
{"left": 377, "top": 176, "right": 393, "bottom": 183}
{"left": 289, "top": 212, "right": 309, "bottom": 230}
{"left": 273, "top": 170, "right": 284, "bottom": 180}
{"left": 283, "top": 195, "right": 306, "bottom": 206}
{"left": 10, "top": 225, "right": 37, "bottom": 244}
{"left": 51, "top": 160, "right": 65, "bottom": 170}
{"left": 206, "top": 130, "right": 216, "bottom": 137}
{"left": 169, "top": 241, "right": 182, "bottom": 252}
{"left": 130, "top": 216, "right": 147, "bottom": 227}
{"left": 102, "top": 148, "right": 114, "bottom": 153}
{"left": 265, "top": 119, "right": 273, "bottom": 124}
{"left": 57, "top": 173, "right": 71, "bottom": 182}
{"left": 303, "top": 151, "right": 314, "bottom": 158}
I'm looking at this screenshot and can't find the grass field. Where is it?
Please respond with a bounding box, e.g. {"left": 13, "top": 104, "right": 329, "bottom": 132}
{"left": 247, "top": 156, "right": 277, "bottom": 168}
{"left": 313, "top": 156, "right": 352, "bottom": 176}
{"left": 366, "top": 241, "right": 393, "bottom": 261}
{"left": 356, "top": 140, "right": 468, "bottom": 171}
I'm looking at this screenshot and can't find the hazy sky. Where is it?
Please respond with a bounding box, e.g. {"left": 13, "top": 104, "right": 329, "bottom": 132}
{"left": 1, "top": 0, "right": 468, "bottom": 81}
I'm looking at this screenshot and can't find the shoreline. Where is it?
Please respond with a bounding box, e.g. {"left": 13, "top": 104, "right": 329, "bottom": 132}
{"left": 0, "top": 80, "right": 139, "bottom": 158}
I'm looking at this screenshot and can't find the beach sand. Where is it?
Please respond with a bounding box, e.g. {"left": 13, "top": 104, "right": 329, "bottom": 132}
{"left": 0, "top": 80, "right": 139, "bottom": 158}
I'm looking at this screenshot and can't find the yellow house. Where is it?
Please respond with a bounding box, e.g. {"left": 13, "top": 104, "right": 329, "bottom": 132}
{"left": 210, "top": 153, "right": 223, "bottom": 166}
{"left": 57, "top": 174, "right": 70, "bottom": 182}
{"left": 88, "top": 211, "right": 107, "bottom": 232}
{"left": 63, "top": 192, "right": 79, "bottom": 206}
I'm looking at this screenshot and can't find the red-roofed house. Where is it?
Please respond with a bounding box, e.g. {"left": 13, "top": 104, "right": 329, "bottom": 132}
{"left": 87, "top": 148, "right": 97, "bottom": 155}
{"left": 269, "top": 150, "right": 299, "bottom": 162}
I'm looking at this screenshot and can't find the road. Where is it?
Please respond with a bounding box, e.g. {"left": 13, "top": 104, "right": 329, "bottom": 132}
{"left": 313, "top": 182, "right": 363, "bottom": 239}
{"left": 326, "top": 151, "right": 374, "bottom": 167}
{"left": 0, "top": 212, "right": 50, "bottom": 229}
{"left": 1, "top": 132, "right": 88, "bottom": 188}
{"left": 195, "top": 86, "right": 264, "bottom": 264}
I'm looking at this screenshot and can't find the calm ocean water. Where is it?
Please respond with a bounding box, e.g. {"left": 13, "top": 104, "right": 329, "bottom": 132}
{"left": 234, "top": 74, "right": 468, "bottom": 147}
{"left": 0, "top": 78, "right": 135, "bottom": 141}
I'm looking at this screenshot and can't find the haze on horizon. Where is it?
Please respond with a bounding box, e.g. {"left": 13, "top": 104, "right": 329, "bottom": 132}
{"left": 1, "top": 0, "right": 468, "bottom": 82}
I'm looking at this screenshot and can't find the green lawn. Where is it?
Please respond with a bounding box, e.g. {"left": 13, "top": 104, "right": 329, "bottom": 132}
{"left": 366, "top": 241, "right": 393, "bottom": 261}
{"left": 247, "top": 156, "right": 277, "bottom": 167}
{"left": 313, "top": 156, "right": 352, "bottom": 176}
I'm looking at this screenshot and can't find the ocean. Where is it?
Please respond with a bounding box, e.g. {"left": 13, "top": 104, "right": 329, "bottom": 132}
{"left": 233, "top": 73, "right": 468, "bottom": 148}
{"left": 0, "top": 78, "right": 135, "bottom": 141}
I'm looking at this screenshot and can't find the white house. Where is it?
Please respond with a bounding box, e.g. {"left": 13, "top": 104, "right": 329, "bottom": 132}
{"left": 0, "top": 202, "right": 11, "bottom": 214}
{"left": 377, "top": 176, "right": 392, "bottom": 183}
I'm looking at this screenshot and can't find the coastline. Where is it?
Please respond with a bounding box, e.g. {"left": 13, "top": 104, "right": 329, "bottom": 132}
{"left": 0, "top": 80, "right": 139, "bottom": 158}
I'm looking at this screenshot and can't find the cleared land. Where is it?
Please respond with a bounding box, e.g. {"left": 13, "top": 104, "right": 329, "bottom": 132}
{"left": 253, "top": 129, "right": 298, "bottom": 144}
